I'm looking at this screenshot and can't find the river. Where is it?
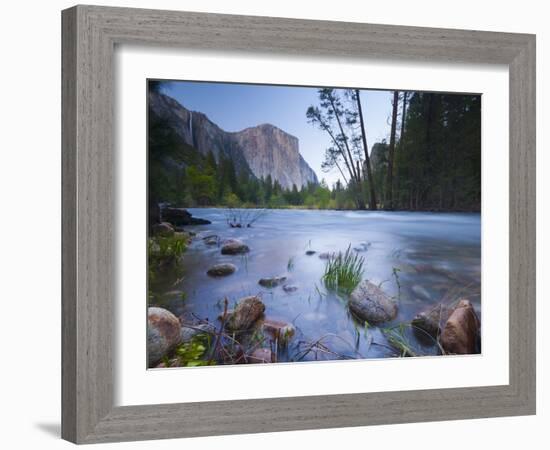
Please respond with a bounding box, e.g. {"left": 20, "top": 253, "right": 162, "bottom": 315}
{"left": 152, "top": 208, "right": 481, "bottom": 362}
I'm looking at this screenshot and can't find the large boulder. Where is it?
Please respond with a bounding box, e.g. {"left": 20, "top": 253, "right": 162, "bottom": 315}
{"left": 162, "top": 207, "right": 211, "bottom": 226}
{"left": 441, "top": 299, "right": 480, "bottom": 354}
{"left": 221, "top": 239, "right": 249, "bottom": 255}
{"left": 207, "top": 263, "right": 237, "bottom": 277}
{"left": 226, "top": 296, "right": 265, "bottom": 331}
{"left": 150, "top": 222, "right": 175, "bottom": 237}
{"left": 412, "top": 303, "right": 453, "bottom": 339}
{"left": 349, "top": 281, "right": 397, "bottom": 324}
{"left": 147, "top": 307, "right": 182, "bottom": 366}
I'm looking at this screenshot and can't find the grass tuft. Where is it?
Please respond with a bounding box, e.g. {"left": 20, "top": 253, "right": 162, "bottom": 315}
{"left": 322, "top": 245, "right": 364, "bottom": 294}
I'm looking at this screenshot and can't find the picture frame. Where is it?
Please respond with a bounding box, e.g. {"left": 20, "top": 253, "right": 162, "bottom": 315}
{"left": 61, "top": 4, "right": 536, "bottom": 444}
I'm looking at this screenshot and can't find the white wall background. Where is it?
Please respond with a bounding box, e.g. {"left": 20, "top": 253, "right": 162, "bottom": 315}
{"left": 0, "top": 0, "right": 546, "bottom": 448}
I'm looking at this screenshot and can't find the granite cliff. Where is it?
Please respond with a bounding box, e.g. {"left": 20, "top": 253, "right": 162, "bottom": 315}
{"left": 149, "top": 91, "right": 318, "bottom": 189}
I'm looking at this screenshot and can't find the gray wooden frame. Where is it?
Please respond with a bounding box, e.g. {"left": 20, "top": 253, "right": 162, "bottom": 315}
{"left": 62, "top": 4, "right": 536, "bottom": 444}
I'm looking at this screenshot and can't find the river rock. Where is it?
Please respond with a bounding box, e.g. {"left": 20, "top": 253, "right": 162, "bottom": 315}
{"left": 263, "top": 318, "right": 295, "bottom": 341}
{"left": 180, "top": 323, "right": 215, "bottom": 343}
{"left": 353, "top": 242, "right": 371, "bottom": 252}
{"left": 248, "top": 348, "right": 274, "bottom": 363}
{"left": 203, "top": 235, "right": 219, "bottom": 246}
{"left": 147, "top": 307, "right": 182, "bottom": 366}
{"left": 207, "top": 263, "right": 237, "bottom": 277}
{"left": 221, "top": 239, "right": 250, "bottom": 255}
{"left": 441, "top": 299, "right": 480, "bottom": 354}
{"left": 162, "top": 207, "right": 211, "bottom": 226}
{"left": 349, "top": 281, "right": 397, "bottom": 324}
{"left": 282, "top": 284, "right": 298, "bottom": 293}
{"left": 226, "top": 296, "right": 265, "bottom": 331}
{"left": 412, "top": 303, "right": 453, "bottom": 338}
{"left": 259, "top": 276, "right": 287, "bottom": 288}
{"left": 318, "top": 252, "right": 334, "bottom": 260}
{"left": 305, "top": 250, "right": 316, "bottom": 255}
{"left": 150, "top": 222, "right": 175, "bottom": 237}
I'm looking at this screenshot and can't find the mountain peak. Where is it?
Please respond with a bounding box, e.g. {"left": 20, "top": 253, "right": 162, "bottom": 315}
{"left": 149, "top": 91, "right": 318, "bottom": 189}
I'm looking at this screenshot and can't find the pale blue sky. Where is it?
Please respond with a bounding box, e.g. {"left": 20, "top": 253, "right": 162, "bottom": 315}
{"left": 161, "top": 81, "right": 394, "bottom": 186}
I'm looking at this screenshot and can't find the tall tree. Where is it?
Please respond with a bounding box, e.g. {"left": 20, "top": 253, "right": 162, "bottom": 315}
{"left": 385, "top": 90, "right": 400, "bottom": 210}
{"left": 307, "top": 88, "right": 367, "bottom": 209}
{"left": 400, "top": 92, "right": 408, "bottom": 140}
{"left": 355, "top": 89, "right": 377, "bottom": 210}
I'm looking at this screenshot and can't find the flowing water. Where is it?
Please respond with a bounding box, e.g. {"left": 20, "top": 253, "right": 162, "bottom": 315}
{"left": 152, "top": 208, "right": 481, "bottom": 362}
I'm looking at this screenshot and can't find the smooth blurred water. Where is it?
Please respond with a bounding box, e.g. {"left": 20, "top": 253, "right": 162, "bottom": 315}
{"left": 152, "top": 208, "right": 481, "bottom": 361}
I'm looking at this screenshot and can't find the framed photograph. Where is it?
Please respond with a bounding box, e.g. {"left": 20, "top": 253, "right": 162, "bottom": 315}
{"left": 62, "top": 5, "right": 536, "bottom": 444}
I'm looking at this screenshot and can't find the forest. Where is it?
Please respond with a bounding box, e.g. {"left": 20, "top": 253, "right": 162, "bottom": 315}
{"left": 149, "top": 87, "right": 481, "bottom": 212}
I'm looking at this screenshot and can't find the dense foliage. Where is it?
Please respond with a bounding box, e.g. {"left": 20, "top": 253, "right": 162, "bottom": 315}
{"left": 149, "top": 89, "right": 480, "bottom": 211}
{"left": 381, "top": 92, "right": 481, "bottom": 211}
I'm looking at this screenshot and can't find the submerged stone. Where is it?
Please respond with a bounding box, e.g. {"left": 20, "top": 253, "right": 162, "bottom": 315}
{"left": 259, "top": 276, "right": 287, "bottom": 288}
{"left": 207, "top": 263, "right": 237, "bottom": 277}
{"left": 282, "top": 284, "right": 299, "bottom": 293}
{"left": 221, "top": 239, "right": 249, "bottom": 255}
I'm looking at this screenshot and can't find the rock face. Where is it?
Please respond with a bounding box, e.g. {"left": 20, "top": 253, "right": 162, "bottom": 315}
{"left": 412, "top": 303, "right": 453, "bottom": 338}
{"left": 370, "top": 142, "right": 389, "bottom": 173}
{"left": 147, "top": 307, "right": 182, "bottom": 366}
{"left": 349, "top": 281, "right": 397, "bottom": 324}
{"left": 149, "top": 91, "right": 318, "bottom": 190}
{"left": 233, "top": 124, "right": 318, "bottom": 189}
{"left": 441, "top": 299, "right": 480, "bottom": 354}
{"left": 221, "top": 239, "right": 249, "bottom": 255}
{"left": 207, "top": 263, "right": 237, "bottom": 277}
{"left": 226, "top": 296, "right": 266, "bottom": 331}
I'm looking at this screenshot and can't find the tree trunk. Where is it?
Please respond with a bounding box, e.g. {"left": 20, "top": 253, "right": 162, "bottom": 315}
{"left": 355, "top": 89, "right": 378, "bottom": 210}
{"left": 394, "top": 91, "right": 408, "bottom": 208}
{"left": 328, "top": 95, "right": 359, "bottom": 184}
{"left": 386, "top": 91, "right": 399, "bottom": 210}
{"left": 356, "top": 159, "right": 366, "bottom": 209}
{"left": 400, "top": 92, "right": 408, "bottom": 140}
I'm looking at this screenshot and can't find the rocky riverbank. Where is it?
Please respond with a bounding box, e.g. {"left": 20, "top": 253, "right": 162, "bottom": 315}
{"left": 147, "top": 210, "right": 481, "bottom": 367}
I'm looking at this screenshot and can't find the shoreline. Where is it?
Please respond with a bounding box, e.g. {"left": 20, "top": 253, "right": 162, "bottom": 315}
{"left": 179, "top": 205, "right": 482, "bottom": 214}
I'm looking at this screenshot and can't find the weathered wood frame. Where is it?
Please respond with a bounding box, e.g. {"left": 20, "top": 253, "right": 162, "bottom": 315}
{"left": 62, "top": 5, "right": 536, "bottom": 444}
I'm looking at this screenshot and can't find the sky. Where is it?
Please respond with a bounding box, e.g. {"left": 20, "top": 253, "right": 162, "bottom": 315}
{"left": 161, "top": 81, "right": 394, "bottom": 187}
